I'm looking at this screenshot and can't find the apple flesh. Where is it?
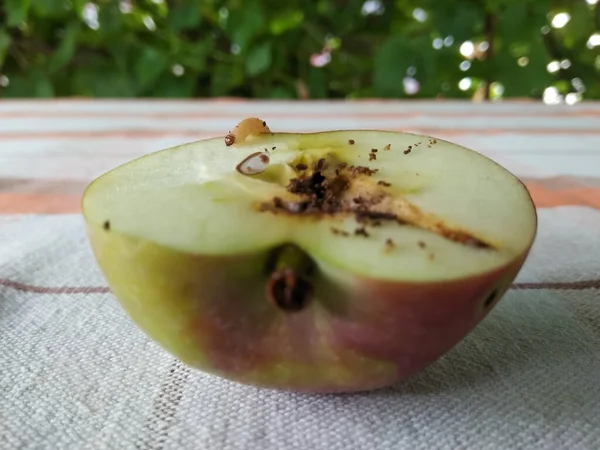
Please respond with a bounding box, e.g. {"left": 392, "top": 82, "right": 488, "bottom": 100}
{"left": 82, "top": 119, "right": 537, "bottom": 393}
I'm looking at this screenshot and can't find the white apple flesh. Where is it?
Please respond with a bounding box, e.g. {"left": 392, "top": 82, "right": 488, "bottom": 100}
{"left": 82, "top": 118, "right": 537, "bottom": 393}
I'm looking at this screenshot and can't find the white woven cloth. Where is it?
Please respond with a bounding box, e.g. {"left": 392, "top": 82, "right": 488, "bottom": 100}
{"left": 1, "top": 100, "right": 599, "bottom": 450}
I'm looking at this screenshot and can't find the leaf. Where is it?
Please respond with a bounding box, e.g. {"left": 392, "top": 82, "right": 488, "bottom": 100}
{"left": 428, "top": 1, "right": 484, "bottom": 41}
{"left": 32, "top": 71, "right": 55, "bottom": 97}
{"left": 494, "top": 36, "right": 553, "bottom": 97}
{"left": 245, "top": 42, "right": 272, "bottom": 76}
{"left": 4, "top": 0, "right": 31, "bottom": 27}
{"left": 97, "top": 2, "right": 125, "bottom": 34}
{"left": 373, "top": 35, "right": 414, "bottom": 97}
{"left": 47, "top": 23, "right": 79, "bottom": 74}
{"left": 178, "top": 39, "right": 214, "bottom": 72}
{"left": 151, "top": 73, "right": 197, "bottom": 98}
{"left": 0, "top": 29, "right": 11, "bottom": 70}
{"left": 558, "top": 2, "right": 595, "bottom": 46}
{"left": 1, "top": 70, "right": 54, "bottom": 98}
{"left": 168, "top": 2, "right": 202, "bottom": 32}
{"left": 268, "top": 85, "right": 295, "bottom": 99}
{"left": 269, "top": 10, "right": 304, "bottom": 35}
{"left": 31, "top": 0, "right": 69, "bottom": 18}
{"left": 226, "top": 1, "right": 266, "bottom": 51}
{"left": 210, "top": 62, "right": 244, "bottom": 97}
{"left": 307, "top": 67, "right": 328, "bottom": 98}
{"left": 134, "top": 47, "right": 170, "bottom": 92}
{"left": 73, "top": 68, "right": 134, "bottom": 97}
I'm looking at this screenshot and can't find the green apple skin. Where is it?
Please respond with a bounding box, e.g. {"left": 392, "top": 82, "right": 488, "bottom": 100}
{"left": 86, "top": 221, "right": 532, "bottom": 394}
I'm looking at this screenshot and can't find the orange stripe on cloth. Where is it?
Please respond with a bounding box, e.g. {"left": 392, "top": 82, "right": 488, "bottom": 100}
{"left": 0, "top": 194, "right": 82, "bottom": 214}
{"left": 525, "top": 184, "right": 600, "bottom": 210}
{"left": 1, "top": 184, "right": 600, "bottom": 214}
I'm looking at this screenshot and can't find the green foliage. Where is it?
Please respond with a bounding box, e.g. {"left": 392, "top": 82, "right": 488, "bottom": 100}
{"left": 0, "top": 0, "right": 598, "bottom": 99}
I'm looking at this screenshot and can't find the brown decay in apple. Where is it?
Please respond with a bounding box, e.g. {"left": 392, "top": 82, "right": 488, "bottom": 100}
{"left": 385, "top": 238, "right": 395, "bottom": 252}
{"left": 257, "top": 156, "right": 494, "bottom": 251}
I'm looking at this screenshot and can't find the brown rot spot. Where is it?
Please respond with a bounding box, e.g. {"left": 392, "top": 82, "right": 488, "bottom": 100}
{"left": 349, "top": 139, "right": 355, "bottom": 145}
{"left": 257, "top": 154, "right": 495, "bottom": 251}
{"left": 267, "top": 268, "right": 313, "bottom": 312}
{"left": 315, "top": 158, "right": 327, "bottom": 172}
{"left": 418, "top": 241, "right": 426, "bottom": 248}
{"left": 484, "top": 289, "right": 498, "bottom": 308}
{"left": 378, "top": 181, "right": 391, "bottom": 187}
{"left": 103, "top": 220, "right": 110, "bottom": 231}
{"left": 369, "top": 151, "right": 377, "bottom": 161}
{"left": 262, "top": 121, "right": 267, "bottom": 127}
{"left": 347, "top": 165, "right": 378, "bottom": 176}
{"left": 404, "top": 148, "right": 412, "bottom": 155}
{"left": 385, "top": 238, "right": 395, "bottom": 252}
{"left": 225, "top": 134, "right": 235, "bottom": 146}
{"left": 296, "top": 163, "right": 308, "bottom": 171}
{"left": 355, "top": 227, "right": 369, "bottom": 237}
{"left": 383, "top": 144, "right": 391, "bottom": 151}
{"left": 331, "top": 227, "right": 350, "bottom": 236}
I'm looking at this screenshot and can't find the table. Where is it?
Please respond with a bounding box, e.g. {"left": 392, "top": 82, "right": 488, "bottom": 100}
{"left": 1, "top": 99, "right": 599, "bottom": 450}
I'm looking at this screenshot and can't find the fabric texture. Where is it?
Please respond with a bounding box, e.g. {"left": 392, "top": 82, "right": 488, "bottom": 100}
{"left": 1, "top": 100, "right": 599, "bottom": 450}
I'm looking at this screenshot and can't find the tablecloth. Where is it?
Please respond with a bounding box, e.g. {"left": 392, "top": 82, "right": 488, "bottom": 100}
{"left": 1, "top": 99, "right": 599, "bottom": 450}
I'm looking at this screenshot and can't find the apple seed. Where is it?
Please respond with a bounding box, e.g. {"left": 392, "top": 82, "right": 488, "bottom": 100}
{"left": 268, "top": 269, "right": 313, "bottom": 312}
{"left": 236, "top": 151, "right": 270, "bottom": 175}
{"left": 265, "top": 245, "right": 316, "bottom": 312}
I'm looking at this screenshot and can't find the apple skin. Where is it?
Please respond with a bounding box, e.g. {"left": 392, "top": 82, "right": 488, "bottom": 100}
{"left": 86, "top": 214, "right": 534, "bottom": 394}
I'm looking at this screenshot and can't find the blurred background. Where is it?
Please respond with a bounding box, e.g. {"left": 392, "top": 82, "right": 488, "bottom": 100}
{"left": 0, "top": 0, "right": 599, "bottom": 104}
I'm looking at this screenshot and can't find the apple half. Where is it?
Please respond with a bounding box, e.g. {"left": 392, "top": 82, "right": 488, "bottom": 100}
{"left": 82, "top": 118, "right": 537, "bottom": 393}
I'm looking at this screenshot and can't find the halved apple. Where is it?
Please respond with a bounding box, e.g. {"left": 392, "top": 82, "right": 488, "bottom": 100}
{"left": 82, "top": 118, "right": 537, "bottom": 393}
